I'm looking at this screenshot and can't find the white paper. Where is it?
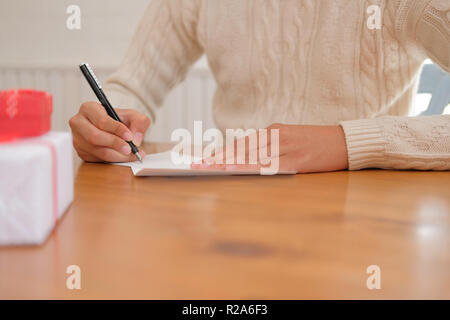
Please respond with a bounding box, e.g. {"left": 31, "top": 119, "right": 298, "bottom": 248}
{"left": 113, "top": 151, "right": 296, "bottom": 176}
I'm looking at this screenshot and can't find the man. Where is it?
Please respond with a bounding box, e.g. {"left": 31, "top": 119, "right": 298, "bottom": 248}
{"left": 70, "top": 0, "right": 450, "bottom": 173}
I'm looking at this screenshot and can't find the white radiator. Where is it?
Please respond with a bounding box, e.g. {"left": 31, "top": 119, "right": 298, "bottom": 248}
{"left": 0, "top": 65, "right": 217, "bottom": 142}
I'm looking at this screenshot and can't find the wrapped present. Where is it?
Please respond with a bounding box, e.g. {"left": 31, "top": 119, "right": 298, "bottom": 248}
{"left": 0, "top": 132, "right": 74, "bottom": 245}
{"left": 0, "top": 89, "right": 52, "bottom": 142}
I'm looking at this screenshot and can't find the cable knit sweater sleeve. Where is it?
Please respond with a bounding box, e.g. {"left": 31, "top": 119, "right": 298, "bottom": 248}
{"left": 341, "top": 0, "right": 450, "bottom": 171}
{"left": 103, "top": 0, "right": 203, "bottom": 123}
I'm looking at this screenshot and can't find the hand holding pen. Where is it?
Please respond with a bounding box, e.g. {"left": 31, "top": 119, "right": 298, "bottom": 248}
{"left": 69, "top": 64, "right": 150, "bottom": 163}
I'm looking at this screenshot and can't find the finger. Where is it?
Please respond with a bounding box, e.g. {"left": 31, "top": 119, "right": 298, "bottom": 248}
{"left": 75, "top": 116, "right": 133, "bottom": 156}
{"left": 204, "top": 134, "right": 257, "bottom": 165}
{"left": 191, "top": 162, "right": 227, "bottom": 170}
{"left": 194, "top": 155, "right": 295, "bottom": 174}
{"left": 72, "top": 132, "right": 103, "bottom": 163}
{"left": 277, "top": 154, "right": 298, "bottom": 173}
{"left": 72, "top": 137, "right": 102, "bottom": 163}
{"left": 226, "top": 164, "right": 262, "bottom": 172}
{"left": 203, "top": 142, "right": 280, "bottom": 167}
{"left": 221, "top": 135, "right": 254, "bottom": 165}
{"left": 236, "top": 133, "right": 260, "bottom": 164}
{"left": 80, "top": 103, "right": 133, "bottom": 141}
{"left": 192, "top": 152, "right": 293, "bottom": 174}
{"left": 91, "top": 147, "right": 146, "bottom": 163}
{"left": 221, "top": 129, "right": 277, "bottom": 165}
{"left": 201, "top": 125, "right": 283, "bottom": 166}
{"left": 117, "top": 109, "right": 151, "bottom": 146}
{"left": 202, "top": 145, "right": 226, "bottom": 165}
{"left": 76, "top": 133, "right": 146, "bottom": 163}
{"left": 191, "top": 162, "right": 262, "bottom": 172}
{"left": 76, "top": 152, "right": 102, "bottom": 163}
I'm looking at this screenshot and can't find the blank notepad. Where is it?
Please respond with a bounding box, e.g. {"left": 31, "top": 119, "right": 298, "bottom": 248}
{"left": 112, "top": 151, "right": 296, "bottom": 176}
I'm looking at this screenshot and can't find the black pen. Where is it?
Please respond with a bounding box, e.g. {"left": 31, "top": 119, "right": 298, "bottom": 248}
{"left": 79, "top": 63, "right": 142, "bottom": 162}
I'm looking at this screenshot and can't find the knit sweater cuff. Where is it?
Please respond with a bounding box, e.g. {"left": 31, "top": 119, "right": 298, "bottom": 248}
{"left": 339, "top": 119, "right": 386, "bottom": 170}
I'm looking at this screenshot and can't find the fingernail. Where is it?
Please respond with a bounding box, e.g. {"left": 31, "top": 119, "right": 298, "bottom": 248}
{"left": 133, "top": 132, "right": 143, "bottom": 146}
{"left": 121, "top": 145, "right": 131, "bottom": 155}
{"left": 123, "top": 131, "right": 133, "bottom": 142}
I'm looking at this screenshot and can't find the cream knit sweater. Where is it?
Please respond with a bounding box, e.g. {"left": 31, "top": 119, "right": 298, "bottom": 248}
{"left": 104, "top": 0, "right": 450, "bottom": 170}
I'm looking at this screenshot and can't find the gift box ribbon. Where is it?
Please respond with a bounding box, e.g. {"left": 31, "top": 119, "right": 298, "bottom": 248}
{"left": 36, "top": 140, "right": 59, "bottom": 226}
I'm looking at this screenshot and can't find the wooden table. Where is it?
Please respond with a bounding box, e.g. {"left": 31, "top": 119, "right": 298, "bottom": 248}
{"left": 1, "top": 143, "right": 449, "bottom": 299}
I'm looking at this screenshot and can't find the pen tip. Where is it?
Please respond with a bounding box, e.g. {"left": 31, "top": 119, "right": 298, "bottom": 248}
{"left": 135, "top": 152, "right": 143, "bottom": 163}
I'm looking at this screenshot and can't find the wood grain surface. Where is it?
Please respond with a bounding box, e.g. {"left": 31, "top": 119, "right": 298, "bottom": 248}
{"left": 1, "top": 143, "right": 449, "bottom": 299}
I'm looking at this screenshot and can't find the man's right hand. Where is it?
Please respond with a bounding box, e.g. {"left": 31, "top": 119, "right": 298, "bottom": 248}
{"left": 69, "top": 102, "right": 150, "bottom": 162}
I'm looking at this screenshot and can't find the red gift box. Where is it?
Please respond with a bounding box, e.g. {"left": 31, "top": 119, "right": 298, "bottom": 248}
{"left": 0, "top": 89, "right": 52, "bottom": 142}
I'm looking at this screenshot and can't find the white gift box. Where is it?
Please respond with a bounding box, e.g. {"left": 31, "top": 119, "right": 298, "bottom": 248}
{"left": 0, "top": 132, "right": 74, "bottom": 245}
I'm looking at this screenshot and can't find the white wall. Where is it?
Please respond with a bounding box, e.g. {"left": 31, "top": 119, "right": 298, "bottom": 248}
{"left": 0, "top": 0, "right": 149, "bottom": 68}
{"left": 0, "top": 0, "right": 216, "bottom": 142}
